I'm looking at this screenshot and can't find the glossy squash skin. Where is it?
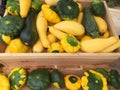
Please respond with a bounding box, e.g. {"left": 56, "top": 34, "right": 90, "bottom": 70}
{"left": 50, "top": 69, "right": 65, "bottom": 88}
{"left": 82, "top": 7, "right": 99, "bottom": 38}
{"left": 20, "top": 9, "right": 38, "bottom": 47}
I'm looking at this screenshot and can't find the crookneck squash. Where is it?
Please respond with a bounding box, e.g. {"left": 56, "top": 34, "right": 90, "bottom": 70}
{"left": 27, "top": 68, "right": 51, "bottom": 90}
{"left": 50, "top": 69, "right": 65, "bottom": 88}
{"left": 20, "top": 9, "right": 38, "bottom": 47}
{"left": 64, "top": 74, "right": 81, "bottom": 90}
{"left": 8, "top": 67, "right": 27, "bottom": 90}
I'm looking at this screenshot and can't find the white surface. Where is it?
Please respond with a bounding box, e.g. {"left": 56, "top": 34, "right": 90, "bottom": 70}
{"left": 109, "top": 8, "right": 120, "bottom": 35}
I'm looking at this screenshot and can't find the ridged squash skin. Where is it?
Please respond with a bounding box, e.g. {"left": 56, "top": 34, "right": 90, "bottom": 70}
{"left": 8, "top": 67, "right": 27, "bottom": 90}
{"left": 94, "top": 16, "right": 107, "bottom": 33}
{"left": 54, "top": 21, "right": 85, "bottom": 36}
{"left": 27, "top": 68, "right": 51, "bottom": 90}
{"left": 81, "top": 36, "right": 118, "bottom": 53}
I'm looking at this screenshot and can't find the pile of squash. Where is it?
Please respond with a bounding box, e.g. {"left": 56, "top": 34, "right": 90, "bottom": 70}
{"left": 0, "top": 0, "right": 120, "bottom": 53}
{"left": 0, "top": 65, "right": 120, "bottom": 90}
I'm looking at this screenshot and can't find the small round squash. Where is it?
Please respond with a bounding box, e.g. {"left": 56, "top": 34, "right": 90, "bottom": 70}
{"left": 8, "top": 67, "right": 27, "bottom": 90}
{"left": 50, "top": 69, "right": 65, "bottom": 88}
{"left": 64, "top": 74, "right": 81, "bottom": 90}
{"left": 0, "top": 74, "right": 10, "bottom": 90}
{"left": 27, "top": 68, "right": 51, "bottom": 90}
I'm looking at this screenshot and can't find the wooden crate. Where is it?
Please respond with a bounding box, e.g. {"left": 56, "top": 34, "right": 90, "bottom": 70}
{"left": 0, "top": 0, "right": 120, "bottom": 66}
{"left": 0, "top": 0, "right": 119, "bottom": 90}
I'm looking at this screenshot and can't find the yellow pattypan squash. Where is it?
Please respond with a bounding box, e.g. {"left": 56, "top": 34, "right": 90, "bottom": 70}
{"left": 0, "top": 74, "right": 10, "bottom": 90}
{"left": 61, "top": 35, "right": 80, "bottom": 53}
{"left": 64, "top": 74, "right": 81, "bottom": 90}
{"left": 48, "top": 42, "right": 64, "bottom": 53}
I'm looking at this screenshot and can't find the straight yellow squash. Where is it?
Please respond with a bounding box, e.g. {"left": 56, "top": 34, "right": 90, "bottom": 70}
{"left": 19, "top": 0, "right": 31, "bottom": 18}
{"left": 54, "top": 21, "right": 85, "bottom": 36}
{"left": 80, "top": 36, "right": 118, "bottom": 53}
{"left": 49, "top": 26, "right": 67, "bottom": 40}
{"left": 101, "top": 40, "right": 120, "bottom": 53}
{"left": 94, "top": 16, "right": 107, "bottom": 33}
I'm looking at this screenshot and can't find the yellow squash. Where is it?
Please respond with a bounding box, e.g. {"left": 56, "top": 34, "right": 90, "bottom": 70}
{"left": 32, "top": 39, "right": 44, "bottom": 53}
{"left": 19, "top": 0, "right": 31, "bottom": 18}
{"left": 61, "top": 35, "right": 81, "bottom": 53}
{"left": 77, "top": 12, "right": 83, "bottom": 23}
{"left": 94, "top": 16, "right": 107, "bottom": 33}
{"left": 49, "top": 26, "right": 67, "bottom": 40}
{"left": 54, "top": 21, "right": 85, "bottom": 36}
{"left": 80, "top": 36, "right": 118, "bottom": 53}
{"left": 99, "top": 30, "right": 110, "bottom": 38}
{"left": 41, "top": 4, "right": 61, "bottom": 23}
{"left": 48, "top": 42, "right": 64, "bottom": 53}
{"left": 45, "top": 0, "right": 59, "bottom": 5}
{"left": 80, "top": 35, "right": 93, "bottom": 42}
{"left": 64, "top": 74, "right": 81, "bottom": 90}
{"left": 77, "top": 2, "right": 83, "bottom": 11}
{"left": 47, "top": 33, "right": 57, "bottom": 43}
{"left": 0, "top": 74, "right": 10, "bottom": 90}
{"left": 36, "top": 12, "right": 50, "bottom": 48}
{"left": 5, "top": 38, "right": 29, "bottom": 53}
{"left": 100, "top": 40, "right": 120, "bottom": 53}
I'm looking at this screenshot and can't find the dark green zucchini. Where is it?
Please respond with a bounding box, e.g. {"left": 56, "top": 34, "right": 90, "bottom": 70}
{"left": 20, "top": 9, "right": 38, "bottom": 47}
{"left": 82, "top": 7, "right": 99, "bottom": 38}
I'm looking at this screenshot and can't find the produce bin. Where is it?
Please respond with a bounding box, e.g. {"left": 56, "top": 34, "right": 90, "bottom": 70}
{"left": 0, "top": 0, "right": 120, "bottom": 90}
{"left": 0, "top": 0, "right": 120, "bottom": 66}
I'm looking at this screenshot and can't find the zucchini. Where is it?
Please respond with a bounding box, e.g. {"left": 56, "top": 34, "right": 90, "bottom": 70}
{"left": 82, "top": 7, "right": 99, "bottom": 38}
{"left": 20, "top": 9, "right": 38, "bottom": 46}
